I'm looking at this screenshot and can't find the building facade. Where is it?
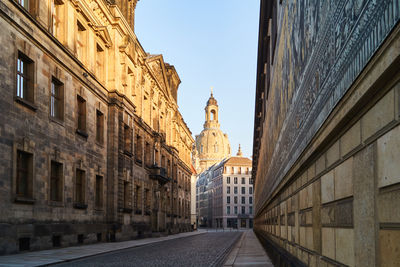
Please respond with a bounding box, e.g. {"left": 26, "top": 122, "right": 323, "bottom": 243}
{"left": 193, "top": 92, "right": 231, "bottom": 173}
{"left": 211, "top": 146, "right": 253, "bottom": 229}
{"left": 253, "top": 0, "right": 400, "bottom": 266}
{"left": 0, "top": 0, "right": 193, "bottom": 255}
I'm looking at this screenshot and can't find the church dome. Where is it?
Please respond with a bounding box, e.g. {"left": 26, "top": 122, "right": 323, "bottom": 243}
{"left": 194, "top": 91, "right": 231, "bottom": 172}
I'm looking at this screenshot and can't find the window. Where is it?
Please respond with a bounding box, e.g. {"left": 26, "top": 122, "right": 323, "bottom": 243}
{"left": 50, "top": 161, "right": 63, "bottom": 202}
{"left": 227, "top": 196, "right": 230, "bottom": 204}
{"left": 96, "top": 110, "right": 104, "bottom": 144}
{"left": 135, "top": 135, "right": 142, "bottom": 163}
{"left": 234, "top": 186, "right": 238, "bottom": 194}
{"left": 16, "top": 52, "right": 34, "bottom": 103}
{"left": 95, "top": 43, "right": 105, "bottom": 81}
{"left": 227, "top": 177, "right": 230, "bottom": 184}
{"left": 227, "top": 186, "right": 230, "bottom": 194}
{"left": 75, "top": 169, "right": 85, "bottom": 204}
{"left": 145, "top": 142, "right": 151, "bottom": 166}
{"left": 249, "top": 197, "right": 253, "bottom": 204}
{"left": 123, "top": 181, "right": 130, "bottom": 209}
{"left": 227, "top": 206, "right": 230, "bottom": 215}
{"left": 16, "top": 150, "right": 33, "bottom": 198}
{"left": 234, "top": 177, "right": 238, "bottom": 184}
{"left": 95, "top": 175, "right": 103, "bottom": 208}
{"left": 241, "top": 177, "right": 245, "bottom": 184}
{"left": 124, "top": 124, "right": 132, "bottom": 154}
{"left": 234, "top": 196, "right": 238, "bottom": 204}
{"left": 249, "top": 178, "right": 254, "bottom": 184}
{"left": 50, "top": 77, "right": 64, "bottom": 120}
{"left": 234, "top": 206, "right": 238, "bottom": 214}
{"left": 249, "top": 187, "right": 253, "bottom": 194}
{"left": 241, "top": 196, "right": 245, "bottom": 204}
{"left": 241, "top": 187, "right": 245, "bottom": 194}
{"left": 76, "top": 20, "right": 87, "bottom": 62}
{"left": 76, "top": 96, "right": 86, "bottom": 134}
{"left": 249, "top": 206, "right": 253, "bottom": 214}
{"left": 51, "top": 0, "right": 64, "bottom": 38}
{"left": 134, "top": 185, "right": 141, "bottom": 213}
{"left": 241, "top": 206, "right": 245, "bottom": 214}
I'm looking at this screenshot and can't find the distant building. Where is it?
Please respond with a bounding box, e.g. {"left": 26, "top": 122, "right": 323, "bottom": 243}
{"left": 193, "top": 92, "right": 231, "bottom": 173}
{"left": 211, "top": 146, "right": 253, "bottom": 229}
{"left": 196, "top": 166, "right": 214, "bottom": 227}
{"left": 190, "top": 165, "right": 197, "bottom": 230}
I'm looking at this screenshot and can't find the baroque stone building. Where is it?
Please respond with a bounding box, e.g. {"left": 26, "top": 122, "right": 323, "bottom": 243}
{"left": 253, "top": 0, "right": 400, "bottom": 266}
{"left": 0, "top": 0, "right": 193, "bottom": 255}
{"left": 193, "top": 92, "right": 231, "bottom": 173}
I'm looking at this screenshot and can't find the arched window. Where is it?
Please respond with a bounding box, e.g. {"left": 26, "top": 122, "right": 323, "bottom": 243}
{"left": 211, "top": 109, "right": 216, "bottom": 120}
{"left": 200, "top": 144, "right": 203, "bottom": 153}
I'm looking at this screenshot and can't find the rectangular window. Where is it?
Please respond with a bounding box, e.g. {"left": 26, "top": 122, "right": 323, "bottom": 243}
{"left": 135, "top": 135, "right": 142, "bottom": 163}
{"left": 227, "top": 196, "right": 230, "bottom": 204}
{"left": 124, "top": 124, "right": 132, "bottom": 154}
{"left": 227, "top": 177, "right": 230, "bottom": 184}
{"left": 241, "top": 187, "right": 245, "bottom": 194}
{"left": 51, "top": 0, "right": 64, "bottom": 38}
{"left": 234, "top": 186, "right": 238, "bottom": 194}
{"left": 227, "top": 206, "right": 230, "bottom": 215}
{"left": 241, "top": 206, "right": 246, "bottom": 214}
{"left": 227, "top": 186, "right": 230, "bottom": 194}
{"left": 234, "top": 206, "right": 238, "bottom": 215}
{"left": 234, "top": 177, "right": 238, "bottom": 184}
{"left": 16, "top": 150, "right": 33, "bottom": 198}
{"left": 77, "top": 96, "right": 86, "bottom": 133}
{"left": 75, "top": 169, "right": 85, "bottom": 204}
{"left": 145, "top": 142, "right": 151, "bottom": 166}
{"left": 50, "top": 161, "right": 63, "bottom": 202}
{"left": 134, "top": 185, "right": 141, "bottom": 213}
{"left": 50, "top": 77, "right": 64, "bottom": 120}
{"left": 241, "top": 177, "right": 245, "bottom": 184}
{"left": 95, "top": 175, "right": 103, "bottom": 208}
{"left": 249, "top": 187, "right": 253, "bottom": 194}
{"left": 123, "top": 181, "right": 130, "bottom": 209}
{"left": 249, "top": 206, "right": 253, "bottom": 214}
{"left": 76, "top": 20, "right": 87, "bottom": 62}
{"left": 241, "top": 196, "right": 245, "bottom": 204}
{"left": 96, "top": 110, "right": 104, "bottom": 144}
{"left": 249, "top": 178, "right": 253, "bottom": 184}
{"left": 249, "top": 197, "right": 253, "bottom": 204}
{"left": 234, "top": 196, "right": 238, "bottom": 204}
{"left": 95, "top": 43, "right": 105, "bottom": 81}
{"left": 16, "top": 52, "right": 34, "bottom": 103}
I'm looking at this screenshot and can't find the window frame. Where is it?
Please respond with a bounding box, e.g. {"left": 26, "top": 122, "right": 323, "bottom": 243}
{"left": 50, "top": 160, "right": 63, "bottom": 203}
{"left": 15, "top": 51, "right": 36, "bottom": 110}
{"left": 50, "top": 77, "right": 64, "bottom": 122}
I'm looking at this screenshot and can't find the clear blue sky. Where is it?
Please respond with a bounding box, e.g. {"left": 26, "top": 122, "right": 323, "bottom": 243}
{"left": 136, "top": 0, "right": 260, "bottom": 158}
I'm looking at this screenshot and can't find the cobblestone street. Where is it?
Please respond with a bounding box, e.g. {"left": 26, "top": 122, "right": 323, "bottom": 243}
{"left": 54, "top": 232, "right": 241, "bottom": 267}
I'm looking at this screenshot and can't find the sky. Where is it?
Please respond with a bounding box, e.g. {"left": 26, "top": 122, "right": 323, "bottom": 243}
{"left": 135, "top": 0, "right": 260, "bottom": 158}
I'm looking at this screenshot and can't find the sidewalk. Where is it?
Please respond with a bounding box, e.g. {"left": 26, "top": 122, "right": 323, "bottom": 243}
{"left": 0, "top": 230, "right": 206, "bottom": 267}
{"left": 224, "top": 230, "right": 273, "bottom": 267}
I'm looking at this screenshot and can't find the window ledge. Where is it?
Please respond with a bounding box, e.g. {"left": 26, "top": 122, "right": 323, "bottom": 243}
{"left": 76, "top": 129, "right": 88, "bottom": 139}
{"left": 50, "top": 116, "right": 64, "bottom": 126}
{"left": 95, "top": 141, "right": 105, "bottom": 148}
{"left": 14, "top": 196, "right": 35, "bottom": 204}
{"left": 73, "top": 203, "right": 88, "bottom": 209}
{"left": 135, "top": 158, "right": 142, "bottom": 166}
{"left": 15, "top": 97, "right": 37, "bottom": 111}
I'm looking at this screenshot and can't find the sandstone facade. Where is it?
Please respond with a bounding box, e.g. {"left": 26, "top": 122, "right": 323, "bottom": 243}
{"left": 0, "top": 0, "right": 193, "bottom": 255}
{"left": 253, "top": 1, "right": 400, "bottom": 266}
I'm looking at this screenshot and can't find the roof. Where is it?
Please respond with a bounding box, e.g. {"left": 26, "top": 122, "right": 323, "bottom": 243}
{"left": 224, "top": 156, "right": 252, "bottom": 166}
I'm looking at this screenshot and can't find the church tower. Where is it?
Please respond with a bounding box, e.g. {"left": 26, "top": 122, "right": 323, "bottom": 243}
{"left": 194, "top": 90, "right": 231, "bottom": 172}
